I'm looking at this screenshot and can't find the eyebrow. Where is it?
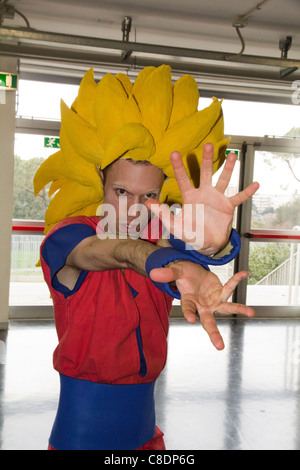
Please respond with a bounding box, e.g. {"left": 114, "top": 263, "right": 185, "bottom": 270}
{"left": 112, "top": 183, "right": 160, "bottom": 194}
{"left": 112, "top": 183, "right": 132, "bottom": 194}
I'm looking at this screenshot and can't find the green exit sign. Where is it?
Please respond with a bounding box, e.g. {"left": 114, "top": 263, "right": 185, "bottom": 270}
{"left": 225, "top": 149, "right": 239, "bottom": 158}
{"left": 0, "top": 73, "right": 18, "bottom": 90}
{"left": 44, "top": 137, "right": 60, "bottom": 148}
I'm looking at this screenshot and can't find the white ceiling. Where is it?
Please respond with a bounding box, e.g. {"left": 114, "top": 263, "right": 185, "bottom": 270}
{"left": 1, "top": 0, "right": 300, "bottom": 103}
{"left": 4, "top": 0, "right": 300, "bottom": 57}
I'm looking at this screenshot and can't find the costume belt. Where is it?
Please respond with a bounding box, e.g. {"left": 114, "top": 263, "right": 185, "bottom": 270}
{"left": 49, "top": 374, "right": 156, "bottom": 450}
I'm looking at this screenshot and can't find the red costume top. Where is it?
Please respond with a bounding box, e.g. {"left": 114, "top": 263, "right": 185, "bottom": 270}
{"left": 40, "top": 215, "right": 173, "bottom": 385}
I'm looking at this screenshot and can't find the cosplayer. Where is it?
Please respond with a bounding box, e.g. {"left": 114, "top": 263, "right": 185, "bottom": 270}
{"left": 34, "top": 65, "right": 258, "bottom": 450}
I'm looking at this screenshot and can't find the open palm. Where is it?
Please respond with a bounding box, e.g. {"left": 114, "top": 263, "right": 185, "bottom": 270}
{"left": 149, "top": 261, "right": 255, "bottom": 350}
{"left": 146, "top": 143, "right": 259, "bottom": 255}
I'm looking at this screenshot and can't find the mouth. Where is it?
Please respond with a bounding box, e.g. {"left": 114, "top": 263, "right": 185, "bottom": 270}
{"left": 127, "top": 223, "right": 141, "bottom": 234}
{"left": 119, "top": 222, "right": 138, "bottom": 230}
{"left": 118, "top": 221, "right": 143, "bottom": 237}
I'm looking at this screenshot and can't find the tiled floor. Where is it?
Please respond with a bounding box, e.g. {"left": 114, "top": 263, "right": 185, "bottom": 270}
{"left": 1, "top": 317, "right": 300, "bottom": 450}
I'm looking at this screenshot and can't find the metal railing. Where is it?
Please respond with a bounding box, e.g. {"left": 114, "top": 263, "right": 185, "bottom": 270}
{"left": 10, "top": 222, "right": 300, "bottom": 306}
{"left": 256, "top": 250, "right": 298, "bottom": 286}
{"left": 255, "top": 246, "right": 299, "bottom": 305}
{"left": 11, "top": 220, "right": 45, "bottom": 282}
{"left": 10, "top": 234, "right": 44, "bottom": 281}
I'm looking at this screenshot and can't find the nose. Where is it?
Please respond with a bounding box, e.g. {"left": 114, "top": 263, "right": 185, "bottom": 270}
{"left": 127, "top": 197, "right": 141, "bottom": 222}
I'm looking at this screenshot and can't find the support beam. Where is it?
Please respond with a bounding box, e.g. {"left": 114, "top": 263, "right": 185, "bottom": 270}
{"left": 0, "top": 26, "right": 300, "bottom": 70}
{"left": 0, "top": 56, "right": 17, "bottom": 329}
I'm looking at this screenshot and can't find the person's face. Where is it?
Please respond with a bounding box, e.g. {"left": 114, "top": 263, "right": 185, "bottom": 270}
{"left": 99, "top": 159, "right": 165, "bottom": 236}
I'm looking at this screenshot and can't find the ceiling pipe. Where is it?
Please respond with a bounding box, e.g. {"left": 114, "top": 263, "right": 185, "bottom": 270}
{"left": 232, "top": 0, "right": 272, "bottom": 28}
{"left": 228, "top": 0, "right": 278, "bottom": 63}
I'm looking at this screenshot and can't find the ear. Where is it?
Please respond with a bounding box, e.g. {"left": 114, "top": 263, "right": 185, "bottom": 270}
{"left": 98, "top": 169, "right": 105, "bottom": 188}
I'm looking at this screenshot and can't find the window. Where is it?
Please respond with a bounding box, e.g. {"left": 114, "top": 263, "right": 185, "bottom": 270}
{"left": 10, "top": 78, "right": 300, "bottom": 310}
{"left": 17, "top": 80, "right": 78, "bottom": 120}
{"left": 199, "top": 97, "right": 300, "bottom": 137}
{"left": 247, "top": 242, "right": 300, "bottom": 306}
{"left": 10, "top": 80, "right": 78, "bottom": 308}
{"left": 251, "top": 150, "right": 300, "bottom": 230}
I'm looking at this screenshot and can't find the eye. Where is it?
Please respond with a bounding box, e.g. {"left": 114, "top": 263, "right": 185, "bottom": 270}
{"left": 144, "top": 192, "right": 156, "bottom": 199}
{"left": 115, "top": 188, "right": 128, "bottom": 197}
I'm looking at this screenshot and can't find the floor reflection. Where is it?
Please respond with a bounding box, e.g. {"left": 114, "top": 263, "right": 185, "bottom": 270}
{"left": 155, "top": 318, "right": 300, "bottom": 450}
{"left": 1, "top": 318, "right": 300, "bottom": 450}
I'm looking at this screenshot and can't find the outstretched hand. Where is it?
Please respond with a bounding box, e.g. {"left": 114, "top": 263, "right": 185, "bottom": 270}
{"left": 146, "top": 143, "right": 259, "bottom": 255}
{"left": 149, "top": 261, "right": 255, "bottom": 350}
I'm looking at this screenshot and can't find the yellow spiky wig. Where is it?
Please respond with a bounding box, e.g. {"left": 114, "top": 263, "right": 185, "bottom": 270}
{"left": 34, "top": 65, "right": 230, "bottom": 234}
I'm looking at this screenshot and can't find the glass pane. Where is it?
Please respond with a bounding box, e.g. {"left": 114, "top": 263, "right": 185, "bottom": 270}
{"left": 9, "top": 234, "right": 52, "bottom": 306}
{"left": 17, "top": 80, "right": 78, "bottom": 120}
{"left": 11, "top": 134, "right": 53, "bottom": 307}
{"left": 246, "top": 242, "right": 300, "bottom": 306}
{"left": 13, "top": 134, "right": 53, "bottom": 221}
{"left": 251, "top": 150, "right": 300, "bottom": 230}
{"left": 198, "top": 99, "right": 300, "bottom": 137}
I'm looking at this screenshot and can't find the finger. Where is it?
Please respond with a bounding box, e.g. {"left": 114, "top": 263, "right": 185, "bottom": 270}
{"left": 199, "top": 142, "right": 214, "bottom": 187}
{"left": 199, "top": 311, "right": 225, "bottom": 350}
{"left": 216, "top": 302, "right": 255, "bottom": 318}
{"left": 170, "top": 151, "right": 194, "bottom": 194}
{"left": 180, "top": 298, "right": 198, "bottom": 324}
{"left": 221, "top": 271, "right": 248, "bottom": 302}
{"left": 148, "top": 266, "right": 177, "bottom": 283}
{"left": 145, "top": 199, "right": 175, "bottom": 233}
{"left": 214, "top": 152, "right": 237, "bottom": 193}
{"left": 229, "top": 181, "right": 260, "bottom": 207}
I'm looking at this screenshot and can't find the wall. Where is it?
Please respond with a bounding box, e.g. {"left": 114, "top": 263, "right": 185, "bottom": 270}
{"left": 0, "top": 57, "right": 17, "bottom": 329}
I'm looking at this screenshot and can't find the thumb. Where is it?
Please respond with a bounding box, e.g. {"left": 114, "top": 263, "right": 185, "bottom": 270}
{"left": 148, "top": 266, "right": 178, "bottom": 283}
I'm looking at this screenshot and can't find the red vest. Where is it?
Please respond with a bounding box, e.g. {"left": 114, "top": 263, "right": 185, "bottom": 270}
{"left": 40, "top": 216, "right": 173, "bottom": 385}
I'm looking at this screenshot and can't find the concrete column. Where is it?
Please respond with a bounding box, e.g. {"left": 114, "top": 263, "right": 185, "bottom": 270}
{"left": 0, "top": 57, "right": 17, "bottom": 329}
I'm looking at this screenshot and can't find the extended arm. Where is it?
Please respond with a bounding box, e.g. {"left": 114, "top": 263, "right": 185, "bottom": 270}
{"left": 56, "top": 234, "right": 166, "bottom": 289}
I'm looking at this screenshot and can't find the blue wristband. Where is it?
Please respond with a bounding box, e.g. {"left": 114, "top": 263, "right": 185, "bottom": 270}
{"left": 145, "top": 247, "right": 209, "bottom": 299}
{"left": 168, "top": 229, "right": 241, "bottom": 267}
{"left": 145, "top": 231, "right": 240, "bottom": 299}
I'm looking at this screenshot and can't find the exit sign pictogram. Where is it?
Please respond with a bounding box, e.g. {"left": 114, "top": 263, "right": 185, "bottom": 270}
{"left": 0, "top": 73, "right": 18, "bottom": 90}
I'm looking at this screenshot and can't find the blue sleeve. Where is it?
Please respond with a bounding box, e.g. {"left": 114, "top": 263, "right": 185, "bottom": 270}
{"left": 42, "top": 223, "right": 96, "bottom": 298}
{"left": 168, "top": 229, "right": 241, "bottom": 266}
{"left": 145, "top": 247, "right": 210, "bottom": 299}
{"left": 145, "top": 230, "right": 241, "bottom": 299}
